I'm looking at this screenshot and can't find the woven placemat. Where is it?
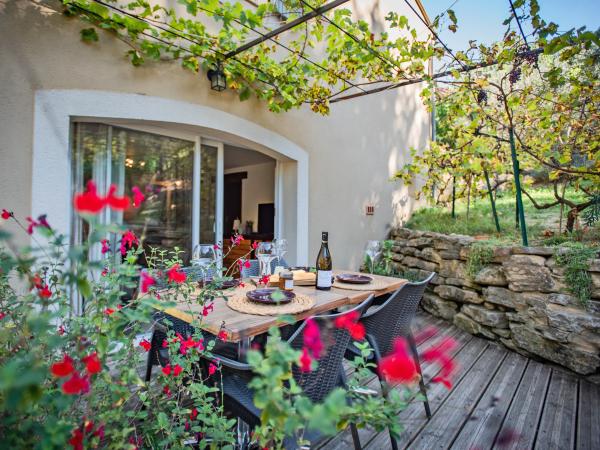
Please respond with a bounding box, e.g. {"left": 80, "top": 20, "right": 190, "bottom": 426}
{"left": 226, "top": 291, "right": 316, "bottom": 316}
{"left": 333, "top": 278, "right": 389, "bottom": 291}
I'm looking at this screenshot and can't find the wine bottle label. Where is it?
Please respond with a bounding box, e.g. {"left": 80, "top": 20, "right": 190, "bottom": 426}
{"left": 284, "top": 279, "right": 294, "bottom": 290}
{"left": 317, "top": 270, "right": 333, "bottom": 288}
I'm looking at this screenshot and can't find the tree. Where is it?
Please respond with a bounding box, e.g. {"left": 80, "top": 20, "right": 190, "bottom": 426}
{"left": 396, "top": 0, "right": 600, "bottom": 241}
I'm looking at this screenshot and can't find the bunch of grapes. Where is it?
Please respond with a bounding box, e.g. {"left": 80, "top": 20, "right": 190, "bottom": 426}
{"left": 477, "top": 90, "right": 488, "bottom": 104}
{"left": 522, "top": 51, "right": 539, "bottom": 65}
{"left": 509, "top": 66, "right": 521, "bottom": 85}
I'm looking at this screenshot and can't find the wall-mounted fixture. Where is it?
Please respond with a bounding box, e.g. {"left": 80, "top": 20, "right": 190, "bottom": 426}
{"left": 365, "top": 205, "right": 375, "bottom": 216}
{"left": 207, "top": 63, "right": 226, "bottom": 92}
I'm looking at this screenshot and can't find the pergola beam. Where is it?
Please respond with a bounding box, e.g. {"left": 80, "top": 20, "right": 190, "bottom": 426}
{"left": 224, "top": 0, "right": 350, "bottom": 60}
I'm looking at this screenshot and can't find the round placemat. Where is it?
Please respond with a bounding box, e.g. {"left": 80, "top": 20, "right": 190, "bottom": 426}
{"left": 333, "top": 278, "right": 389, "bottom": 291}
{"left": 226, "top": 290, "right": 316, "bottom": 316}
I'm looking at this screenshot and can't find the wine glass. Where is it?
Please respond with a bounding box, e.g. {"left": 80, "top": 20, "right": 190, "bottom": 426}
{"left": 273, "top": 238, "right": 288, "bottom": 265}
{"left": 365, "top": 240, "right": 382, "bottom": 274}
{"left": 256, "top": 241, "right": 276, "bottom": 277}
{"left": 192, "top": 244, "right": 216, "bottom": 283}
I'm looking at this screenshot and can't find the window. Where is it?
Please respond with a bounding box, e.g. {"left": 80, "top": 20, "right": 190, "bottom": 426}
{"left": 72, "top": 123, "right": 217, "bottom": 264}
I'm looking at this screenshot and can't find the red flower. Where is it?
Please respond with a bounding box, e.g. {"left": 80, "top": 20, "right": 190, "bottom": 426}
{"left": 100, "top": 239, "right": 110, "bottom": 254}
{"left": 217, "top": 329, "right": 228, "bottom": 341}
{"left": 104, "top": 308, "right": 115, "bottom": 316}
{"left": 120, "top": 230, "right": 138, "bottom": 256}
{"left": 62, "top": 371, "right": 90, "bottom": 395}
{"left": 252, "top": 241, "right": 258, "bottom": 250}
{"left": 299, "top": 347, "right": 313, "bottom": 372}
{"left": 202, "top": 302, "right": 214, "bottom": 317}
{"left": 51, "top": 354, "right": 75, "bottom": 377}
{"left": 172, "top": 364, "right": 183, "bottom": 376}
{"left": 258, "top": 275, "right": 270, "bottom": 286}
{"left": 303, "top": 318, "right": 323, "bottom": 359}
{"left": 105, "top": 185, "right": 130, "bottom": 210}
{"left": 0, "top": 312, "right": 6, "bottom": 320}
{"left": 422, "top": 336, "right": 457, "bottom": 389}
{"left": 167, "top": 264, "right": 186, "bottom": 284}
{"left": 36, "top": 214, "right": 51, "bottom": 230}
{"left": 140, "top": 271, "right": 156, "bottom": 294}
{"left": 58, "top": 325, "right": 65, "bottom": 335}
{"left": 213, "top": 243, "right": 220, "bottom": 251}
{"left": 132, "top": 186, "right": 145, "bottom": 207}
{"left": 74, "top": 180, "right": 105, "bottom": 214}
{"left": 162, "top": 364, "right": 172, "bottom": 376}
{"left": 232, "top": 234, "right": 244, "bottom": 246}
{"left": 190, "top": 407, "right": 198, "bottom": 420}
{"left": 68, "top": 428, "right": 84, "bottom": 450}
{"left": 38, "top": 285, "right": 52, "bottom": 299}
{"left": 378, "top": 338, "right": 418, "bottom": 384}
{"left": 1, "top": 209, "right": 12, "bottom": 220}
{"left": 101, "top": 267, "right": 108, "bottom": 277}
{"left": 31, "top": 274, "right": 43, "bottom": 289}
{"left": 163, "top": 385, "right": 171, "bottom": 396}
{"left": 334, "top": 311, "right": 365, "bottom": 340}
{"left": 82, "top": 352, "right": 101, "bottom": 375}
{"left": 208, "top": 363, "right": 217, "bottom": 376}
{"left": 139, "top": 339, "right": 151, "bottom": 351}
{"left": 179, "top": 335, "right": 203, "bottom": 354}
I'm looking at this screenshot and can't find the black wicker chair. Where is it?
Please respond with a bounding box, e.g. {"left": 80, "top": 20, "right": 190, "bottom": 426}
{"left": 345, "top": 272, "right": 436, "bottom": 450}
{"left": 213, "top": 295, "right": 375, "bottom": 450}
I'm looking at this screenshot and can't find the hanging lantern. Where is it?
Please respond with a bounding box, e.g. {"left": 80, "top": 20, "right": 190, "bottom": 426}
{"left": 207, "top": 63, "right": 226, "bottom": 92}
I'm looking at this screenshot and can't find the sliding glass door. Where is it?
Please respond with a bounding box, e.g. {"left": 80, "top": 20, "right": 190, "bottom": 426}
{"left": 72, "top": 123, "right": 221, "bottom": 264}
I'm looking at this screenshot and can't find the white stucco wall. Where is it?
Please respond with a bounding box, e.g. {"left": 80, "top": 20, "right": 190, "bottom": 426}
{"left": 0, "top": 0, "right": 430, "bottom": 269}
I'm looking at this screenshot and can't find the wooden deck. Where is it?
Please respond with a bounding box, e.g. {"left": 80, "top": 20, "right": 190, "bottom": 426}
{"left": 318, "top": 312, "right": 600, "bottom": 450}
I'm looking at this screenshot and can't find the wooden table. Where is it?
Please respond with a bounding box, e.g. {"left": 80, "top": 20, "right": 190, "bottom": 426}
{"left": 157, "top": 270, "right": 407, "bottom": 343}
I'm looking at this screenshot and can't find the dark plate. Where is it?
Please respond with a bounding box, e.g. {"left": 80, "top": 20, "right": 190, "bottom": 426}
{"left": 336, "top": 274, "right": 373, "bottom": 285}
{"left": 198, "top": 278, "right": 240, "bottom": 290}
{"left": 246, "top": 288, "right": 295, "bottom": 305}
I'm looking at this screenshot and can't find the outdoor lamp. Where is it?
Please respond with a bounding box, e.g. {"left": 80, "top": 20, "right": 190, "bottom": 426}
{"left": 207, "top": 63, "right": 226, "bottom": 92}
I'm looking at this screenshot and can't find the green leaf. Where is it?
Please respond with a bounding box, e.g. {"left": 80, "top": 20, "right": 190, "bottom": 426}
{"left": 80, "top": 28, "right": 98, "bottom": 42}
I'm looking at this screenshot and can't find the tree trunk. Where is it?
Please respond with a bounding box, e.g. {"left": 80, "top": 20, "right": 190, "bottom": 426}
{"left": 566, "top": 208, "right": 578, "bottom": 232}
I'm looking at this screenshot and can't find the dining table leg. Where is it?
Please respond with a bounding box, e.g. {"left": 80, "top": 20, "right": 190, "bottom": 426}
{"left": 236, "top": 337, "right": 252, "bottom": 449}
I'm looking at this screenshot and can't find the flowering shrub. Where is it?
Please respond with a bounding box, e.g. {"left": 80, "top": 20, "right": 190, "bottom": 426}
{"left": 0, "top": 181, "right": 456, "bottom": 449}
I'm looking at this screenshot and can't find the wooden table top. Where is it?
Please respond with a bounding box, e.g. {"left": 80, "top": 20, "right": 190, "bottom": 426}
{"left": 155, "top": 270, "right": 407, "bottom": 342}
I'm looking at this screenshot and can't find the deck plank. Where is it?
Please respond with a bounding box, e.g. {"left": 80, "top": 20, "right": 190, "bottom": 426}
{"left": 450, "top": 351, "right": 528, "bottom": 450}
{"left": 321, "top": 322, "right": 468, "bottom": 450}
{"left": 494, "top": 359, "right": 552, "bottom": 450}
{"left": 534, "top": 369, "right": 578, "bottom": 450}
{"left": 407, "top": 343, "right": 507, "bottom": 450}
{"left": 365, "top": 332, "right": 488, "bottom": 449}
{"left": 577, "top": 380, "right": 600, "bottom": 450}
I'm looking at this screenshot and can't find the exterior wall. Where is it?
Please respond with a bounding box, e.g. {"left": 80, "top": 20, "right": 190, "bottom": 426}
{"left": 225, "top": 162, "right": 276, "bottom": 232}
{"left": 390, "top": 228, "right": 600, "bottom": 375}
{"left": 0, "top": 1, "right": 431, "bottom": 268}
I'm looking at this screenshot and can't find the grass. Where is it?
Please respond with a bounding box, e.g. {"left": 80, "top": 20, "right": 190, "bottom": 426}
{"left": 405, "top": 186, "right": 600, "bottom": 245}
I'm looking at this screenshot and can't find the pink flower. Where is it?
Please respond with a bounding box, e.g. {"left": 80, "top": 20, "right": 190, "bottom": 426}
{"left": 378, "top": 338, "right": 418, "bottom": 384}
{"left": 100, "top": 239, "right": 110, "bottom": 254}
{"left": 213, "top": 243, "right": 220, "bottom": 251}
{"left": 58, "top": 325, "right": 65, "bottom": 335}
{"left": 0, "top": 312, "right": 5, "bottom": 320}
{"left": 120, "top": 230, "right": 139, "bottom": 256}
{"left": 62, "top": 372, "right": 90, "bottom": 395}
{"left": 74, "top": 180, "right": 105, "bottom": 214}
{"left": 82, "top": 352, "right": 101, "bottom": 375}
{"left": 36, "top": 214, "right": 51, "bottom": 230}
{"left": 299, "top": 347, "right": 313, "bottom": 372}
{"left": 1, "top": 209, "right": 12, "bottom": 220}
{"left": 131, "top": 186, "right": 145, "bottom": 207}
{"left": 25, "top": 217, "right": 38, "bottom": 235}
{"left": 139, "top": 339, "right": 151, "bottom": 351}
{"left": 232, "top": 234, "right": 244, "bottom": 246}
{"left": 105, "top": 185, "right": 130, "bottom": 210}
{"left": 208, "top": 363, "right": 217, "bottom": 376}
{"left": 51, "top": 354, "right": 75, "bottom": 377}
{"left": 140, "top": 271, "right": 156, "bottom": 294}
{"left": 252, "top": 241, "right": 258, "bottom": 250}
{"left": 167, "top": 264, "right": 186, "bottom": 284}
{"left": 101, "top": 268, "right": 108, "bottom": 277}
{"left": 303, "top": 318, "right": 323, "bottom": 359}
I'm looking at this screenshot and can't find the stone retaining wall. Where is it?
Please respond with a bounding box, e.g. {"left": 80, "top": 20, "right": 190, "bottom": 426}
{"left": 390, "top": 228, "right": 600, "bottom": 375}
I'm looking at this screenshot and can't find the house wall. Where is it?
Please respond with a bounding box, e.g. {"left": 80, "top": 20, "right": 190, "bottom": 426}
{"left": 0, "top": 0, "right": 431, "bottom": 268}
{"left": 225, "top": 162, "right": 276, "bottom": 233}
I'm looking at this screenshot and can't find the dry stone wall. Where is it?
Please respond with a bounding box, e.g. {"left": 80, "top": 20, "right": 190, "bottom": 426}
{"left": 390, "top": 228, "right": 600, "bottom": 375}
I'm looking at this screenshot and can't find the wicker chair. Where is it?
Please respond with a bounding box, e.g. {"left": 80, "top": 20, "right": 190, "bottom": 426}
{"left": 345, "top": 272, "right": 436, "bottom": 450}
{"left": 181, "top": 265, "right": 216, "bottom": 282}
{"left": 239, "top": 258, "right": 288, "bottom": 278}
{"left": 213, "top": 295, "right": 375, "bottom": 449}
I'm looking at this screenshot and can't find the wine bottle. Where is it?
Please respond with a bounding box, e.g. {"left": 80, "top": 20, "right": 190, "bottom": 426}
{"left": 316, "top": 231, "right": 332, "bottom": 290}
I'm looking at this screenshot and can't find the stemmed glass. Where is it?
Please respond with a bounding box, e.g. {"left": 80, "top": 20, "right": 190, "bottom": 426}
{"left": 256, "top": 241, "right": 276, "bottom": 277}
{"left": 365, "top": 240, "right": 382, "bottom": 274}
{"left": 192, "top": 244, "right": 216, "bottom": 283}
{"left": 273, "top": 238, "right": 288, "bottom": 265}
